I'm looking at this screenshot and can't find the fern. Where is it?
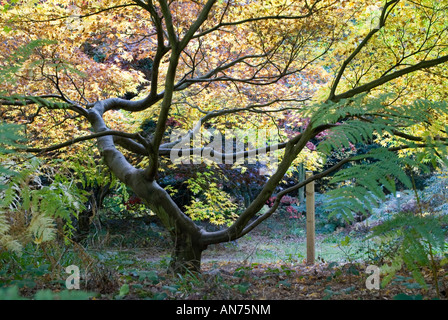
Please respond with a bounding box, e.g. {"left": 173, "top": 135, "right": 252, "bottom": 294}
{"left": 0, "top": 122, "right": 25, "bottom": 154}
{"left": 309, "top": 95, "right": 448, "bottom": 153}
{"left": 323, "top": 148, "right": 423, "bottom": 221}
{"left": 28, "top": 214, "right": 57, "bottom": 245}
{"left": 0, "top": 122, "right": 26, "bottom": 181}
{"left": 317, "top": 120, "right": 393, "bottom": 155}
{"left": 314, "top": 96, "right": 448, "bottom": 220}
{"left": 0, "top": 157, "right": 88, "bottom": 254}
{"left": 0, "top": 39, "right": 73, "bottom": 110}
{"left": 0, "top": 214, "right": 23, "bottom": 253}
{"left": 312, "top": 95, "right": 448, "bottom": 294}
{"left": 0, "top": 39, "right": 56, "bottom": 87}
{"left": 309, "top": 94, "right": 448, "bottom": 130}
{"left": 308, "top": 93, "right": 397, "bottom": 128}
{"left": 367, "top": 212, "right": 448, "bottom": 288}
{"left": 0, "top": 234, "right": 23, "bottom": 254}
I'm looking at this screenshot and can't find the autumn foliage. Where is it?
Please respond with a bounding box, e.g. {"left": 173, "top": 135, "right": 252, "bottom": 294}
{"left": 1, "top": 0, "right": 448, "bottom": 272}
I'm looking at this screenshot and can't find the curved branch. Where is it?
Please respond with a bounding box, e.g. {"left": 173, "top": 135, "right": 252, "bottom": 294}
{"left": 192, "top": 0, "right": 323, "bottom": 39}
{"left": 200, "top": 126, "right": 316, "bottom": 245}
{"left": 236, "top": 139, "right": 448, "bottom": 238}
{"left": 24, "top": 130, "right": 147, "bottom": 154}
{"left": 331, "top": 54, "right": 448, "bottom": 102}
{"left": 179, "top": 0, "right": 217, "bottom": 51}
{"left": 0, "top": 95, "right": 89, "bottom": 117}
{"left": 328, "top": 0, "right": 399, "bottom": 101}
{"left": 0, "top": 94, "right": 63, "bottom": 105}
{"left": 101, "top": 93, "right": 164, "bottom": 112}
{"left": 239, "top": 156, "right": 353, "bottom": 237}
{"left": 88, "top": 100, "right": 203, "bottom": 242}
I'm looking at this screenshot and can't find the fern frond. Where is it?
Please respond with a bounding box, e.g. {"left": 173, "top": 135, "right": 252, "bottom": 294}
{"left": 0, "top": 212, "right": 10, "bottom": 235}
{"left": 0, "top": 39, "right": 56, "bottom": 86}
{"left": 311, "top": 96, "right": 448, "bottom": 159}
{"left": 317, "top": 120, "right": 388, "bottom": 155}
{"left": 0, "top": 234, "right": 23, "bottom": 254}
{"left": 369, "top": 212, "right": 447, "bottom": 288}
{"left": 0, "top": 212, "right": 23, "bottom": 253}
{"left": 323, "top": 147, "right": 419, "bottom": 220}
{"left": 0, "top": 155, "right": 89, "bottom": 253}
{"left": 28, "top": 214, "right": 56, "bottom": 244}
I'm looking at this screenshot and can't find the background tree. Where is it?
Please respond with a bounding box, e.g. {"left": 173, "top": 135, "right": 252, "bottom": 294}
{"left": 1, "top": 0, "right": 448, "bottom": 272}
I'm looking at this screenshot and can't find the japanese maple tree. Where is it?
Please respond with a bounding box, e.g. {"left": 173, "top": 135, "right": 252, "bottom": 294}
{"left": 1, "top": 0, "right": 448, "bottom": 272}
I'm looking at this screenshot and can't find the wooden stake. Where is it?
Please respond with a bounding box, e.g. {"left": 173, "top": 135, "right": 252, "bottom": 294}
{"left": 298, "top": 163, "right": 305, "bottom": 204}
{"left": 306, "top": 171, "right": 315, "bottom": 265}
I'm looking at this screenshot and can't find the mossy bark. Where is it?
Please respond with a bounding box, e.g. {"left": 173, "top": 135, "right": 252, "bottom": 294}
{"left": 169, "top": 232, "right": 205, "bottom": 273}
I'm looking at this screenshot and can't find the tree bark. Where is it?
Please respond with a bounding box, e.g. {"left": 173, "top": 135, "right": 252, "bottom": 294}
{"left": 170, "top": 231, "right": 205, "bottom": 273}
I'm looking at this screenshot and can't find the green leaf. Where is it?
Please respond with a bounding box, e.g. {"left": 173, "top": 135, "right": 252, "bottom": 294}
{"left": 340, "top": 236, "right": 350, "bottom": 246}
{"left": 138, "top": 270, "right": 160, "bottom": 284}
{"left": 233, "top": 282, "right": 250, "bottom": 294}
{"left": 119, "top": 284, "right": 129, "bottom": 297}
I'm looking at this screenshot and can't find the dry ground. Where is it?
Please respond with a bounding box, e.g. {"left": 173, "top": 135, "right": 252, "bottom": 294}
{"left": 85, "top": 218, "right": 448, "bottom": 300}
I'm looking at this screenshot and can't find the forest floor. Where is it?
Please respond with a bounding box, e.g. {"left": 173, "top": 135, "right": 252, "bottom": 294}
{"left": 83, "top": 215, "right": 448, "bottom": 301}
{"left": 4, "top": 204, "right": 447, "bottom": 301}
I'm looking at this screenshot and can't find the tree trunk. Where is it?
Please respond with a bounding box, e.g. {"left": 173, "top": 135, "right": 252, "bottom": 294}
{"left": 74, "top": 182, "right": 111, "bottom": 243}
{"left": 169, "top": 232, "right": 205, "bottom": 273}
